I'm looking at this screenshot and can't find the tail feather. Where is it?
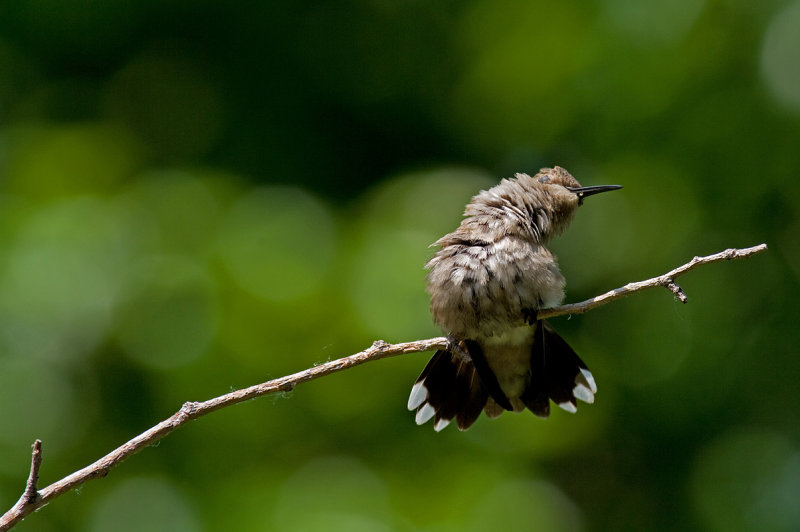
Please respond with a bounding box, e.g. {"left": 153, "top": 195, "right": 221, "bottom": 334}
{"left": 454, "top": 366, "right": 486, "bottom": 429}
{"left": 522, "top": 323, "right": 550, "bottom": 417}
{"left": 408, "top": 349, "right": 488, "bottom": 431}
{"left": 462, "top": 340, "right": 514, "bottom": 412}
{"left": 522, "top": 320, "right": 596, "bottom": 417}
{"left": 483, "top": 397, "right": 506, "bottom": 419}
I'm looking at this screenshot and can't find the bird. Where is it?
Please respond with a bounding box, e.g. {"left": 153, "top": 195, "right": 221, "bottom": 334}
{"left": 407, "top": 166, "right": 622, "bottom": 431}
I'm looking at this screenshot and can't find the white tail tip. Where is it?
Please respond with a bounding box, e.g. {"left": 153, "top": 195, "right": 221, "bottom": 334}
{"left": 558, "top": 401, "right": 578, "bottom": 414}
{"left": 580, "top": 368, "right": 597, "bottom": 394}
{"left": 407, "top": 381, "right": 428, "bottom": 410}
{"left": 415, "top": 403, "right": 436, "bottom": 425}
{"left": 573, "top": 383, "right": 595, "bottom": 404}
{"left": 433, "top": 417, "right": 451, "bottom": 432}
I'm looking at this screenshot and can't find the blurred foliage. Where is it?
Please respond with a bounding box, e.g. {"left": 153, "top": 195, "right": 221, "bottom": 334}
{"left": 0, "top": 1, "right": 799, "bottom": 530}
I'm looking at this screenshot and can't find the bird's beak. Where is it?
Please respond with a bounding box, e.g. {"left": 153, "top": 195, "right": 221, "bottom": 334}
{"left": 566, "top": 185, "right": 623, "bottom": 205}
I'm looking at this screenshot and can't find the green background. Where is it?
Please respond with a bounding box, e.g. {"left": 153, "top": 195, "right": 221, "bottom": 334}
{"left": 1, "top": 1, "right": 798, "bottom": 530}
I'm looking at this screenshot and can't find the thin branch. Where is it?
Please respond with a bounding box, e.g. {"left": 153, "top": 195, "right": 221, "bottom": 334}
{"left": 2, "top": 440, "right": 43, "bottom": 531}
{"left": 24, "top": 440, "right": 42, "bottom": 505}
{"left": 537, "top": 244, "right": 767, "bottom": 319}
{"left": 0, "top": 338, "right": 448, "bottom": 531}
{"left": 0, "top": 244, "right": 767, "bottom": 531}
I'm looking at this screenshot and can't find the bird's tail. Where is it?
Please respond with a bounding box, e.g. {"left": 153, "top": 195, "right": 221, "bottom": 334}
{"left": 408, "top": 321, "right": 597, "bottom": 430}
{"left": 407, "top": 343, "right": 489, "bottom": 431}
{"left": 520, "top": 320, "right": 597, "bottom": 418}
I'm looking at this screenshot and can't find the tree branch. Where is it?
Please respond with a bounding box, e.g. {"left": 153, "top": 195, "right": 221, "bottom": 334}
{"left": 536, "top": 244, "right": 766, "bottom": 319}
{"left": 0, "top": 243, "right": 767, "bottom": 531}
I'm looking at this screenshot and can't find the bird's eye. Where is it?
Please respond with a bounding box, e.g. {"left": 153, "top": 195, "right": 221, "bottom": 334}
{"left": 538, "top": 176, "right": 550, "bottom": 184}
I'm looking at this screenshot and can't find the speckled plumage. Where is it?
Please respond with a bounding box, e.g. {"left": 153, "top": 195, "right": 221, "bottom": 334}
{"left": 409, "top": 166, "right": 620, "bottom": 430}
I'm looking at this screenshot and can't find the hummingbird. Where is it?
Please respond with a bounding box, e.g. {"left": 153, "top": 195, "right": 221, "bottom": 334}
{"left": 408, "top": 166, "right": 622, "bottom": 431}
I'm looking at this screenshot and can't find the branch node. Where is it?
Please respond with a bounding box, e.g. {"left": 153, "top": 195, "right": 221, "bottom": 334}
{"left": 664, "top": 279, "right": 688, "bottom": 303}
{"left": 180, "top": 402, "right": 200, "bottom": 416}
{"left": 371, "top": 339, "right": 389, "bottom": 351}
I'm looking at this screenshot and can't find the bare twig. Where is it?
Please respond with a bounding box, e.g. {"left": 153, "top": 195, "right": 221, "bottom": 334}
{"left": 24, "top": 440, "right": 42, "bottom": 505}
{"left": 537, "top": 244, "right": 766, "bottom": 319}
{"left": 2, "top": 440, "right": 43, "bottom": 531}
{"left": 0, "top": 244, "right": 767, "bottom": 531}
{"left": 0, "top": 338, "right": 448, "bottom": 531}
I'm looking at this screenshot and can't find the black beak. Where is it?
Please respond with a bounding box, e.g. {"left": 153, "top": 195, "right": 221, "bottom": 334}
{"left": 566, "top": 185, "right": 623, "bottom": 205}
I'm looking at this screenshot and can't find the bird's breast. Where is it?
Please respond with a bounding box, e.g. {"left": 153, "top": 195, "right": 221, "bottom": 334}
{"left": 427, "top": 236, "right": 565, "bottom": 338}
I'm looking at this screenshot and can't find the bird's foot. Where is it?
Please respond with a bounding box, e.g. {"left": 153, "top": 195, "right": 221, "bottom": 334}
{"left": 522, "top": 308, "right": 539, "bottom": 325}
